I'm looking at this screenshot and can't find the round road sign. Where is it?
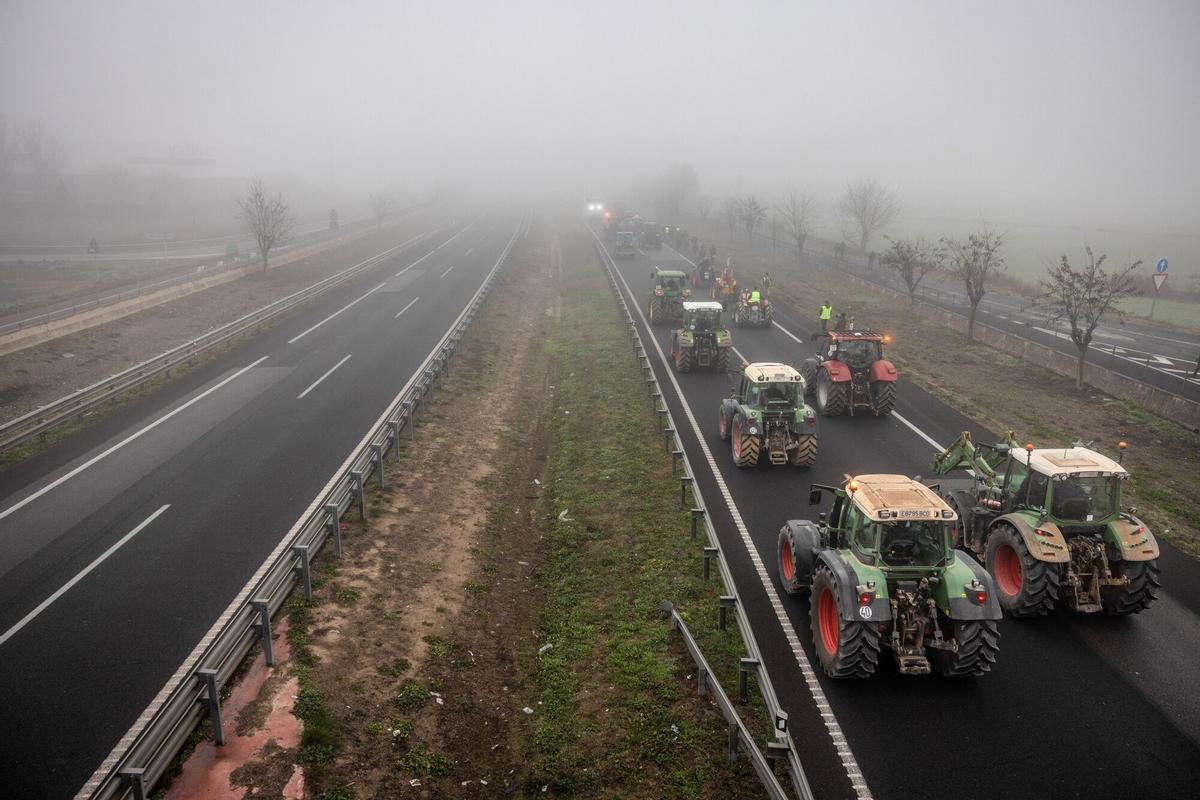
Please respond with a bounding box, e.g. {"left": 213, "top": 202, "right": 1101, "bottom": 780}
{"left": 1156, "top": 258, "right": 1168, "bottom": 273}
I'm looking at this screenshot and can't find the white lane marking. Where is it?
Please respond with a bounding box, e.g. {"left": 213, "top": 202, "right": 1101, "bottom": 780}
{"left": 0, "top": 504, "right": 170, "bottom": 646}
{"left": 0, "top": 357, "right": 269, "bottom": 521}
{"left": 601, "top": 237, "right": 873, "bottom": 800}
{"left": 394, "top": 297, "right": 420, "bottom": 319}
{"left": 440, "top": 265, "right": 455, "bottom": 279}
{"left": 287, "top": 281, "right": 387, "bottom": 344}
{"left": 435, "top": 219, "right": 478, "bottom": 250}
{"left": 465, "top": 247, "right": 474, "bottom": 256}
{"left": 297, "top": 354, "right": 353, "bottom": 400}
{"left": 397, "top": 250, "right": 434, "bottom": 276}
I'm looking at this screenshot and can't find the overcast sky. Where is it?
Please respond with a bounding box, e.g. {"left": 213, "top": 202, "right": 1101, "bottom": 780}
{"left": 2, "top": 0, "right": 1197, "bottom": 229}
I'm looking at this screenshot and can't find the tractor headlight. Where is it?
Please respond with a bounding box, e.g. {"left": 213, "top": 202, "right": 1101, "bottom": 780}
{"left": 878, "top": 509, "right": 891, "bottom": 519}
{"left": 749, "top": 426, "right": 759, "bottom": 435}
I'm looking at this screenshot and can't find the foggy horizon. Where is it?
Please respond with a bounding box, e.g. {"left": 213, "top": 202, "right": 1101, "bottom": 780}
{"left": 3, "top": 0, "right": 1198, "bottom": 231}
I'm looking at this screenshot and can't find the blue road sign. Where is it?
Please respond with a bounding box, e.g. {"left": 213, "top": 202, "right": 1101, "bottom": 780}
{"left": 1156, "top": 258, "right": 1168, "bottom": 273}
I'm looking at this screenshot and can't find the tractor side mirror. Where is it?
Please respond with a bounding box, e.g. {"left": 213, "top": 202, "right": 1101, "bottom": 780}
{"left": 809, "top": 488, "right": 823, "bottom": 506}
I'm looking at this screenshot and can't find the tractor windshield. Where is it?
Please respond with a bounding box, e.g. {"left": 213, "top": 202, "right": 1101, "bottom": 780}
{"left": 1050, "top": 474, "right": 1120, "bottom": 520}
{"left": 759, "top": 381, "right": 799, "bottom": 407}
{"left": 877, "top": 520, "right": 949, "bottom": 567}
{"left": 688, "top": 309, "right": 721, "bottom": 331}
{"left": 834, "top": 340, "right": 881, "bottom": 368}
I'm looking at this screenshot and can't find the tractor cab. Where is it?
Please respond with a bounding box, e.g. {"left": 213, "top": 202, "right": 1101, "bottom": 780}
{"left": 682, "top": 300, "right": 723, "bottom": 332}
{"left": 819, "top": 330, "right": 887, "bottom": 369}
{"left": 998, "top": 446, "right": 1127, "bottom": 525}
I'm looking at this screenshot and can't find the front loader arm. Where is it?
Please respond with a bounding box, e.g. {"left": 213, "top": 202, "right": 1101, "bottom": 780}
{"left": 931, "top": 430, "right": 1018, "bottom": 483}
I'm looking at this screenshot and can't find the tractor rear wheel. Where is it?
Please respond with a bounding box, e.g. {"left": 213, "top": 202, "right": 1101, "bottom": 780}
{"left": 788, "top": 434, "right": 818, "bottom": 467}
{"left": 1100, "top": 559, "right": 1161, "bottom": 615}
{"left": 930, "top": 619, "right": 1000, "bottom": 677}
{"left": 870, "top": 380, "right": 896, "bottom": 416}
{"left": 985, "top": 524, "right": 1059, "bottom": 617}
{"left": 816, "top": 370, "right": 848, "bottom": 416}
{"left": 675, "top": 346, "right": 692, "bottom": 373}
{"left": 811, "top": 564, "right": 880, "bottom": 679}
{"left": 777, "top": 529, "right": 805, "bottom": 595}
{"left": 762, "top": 304, "right": 773, "bottom": 326}
{"left": 649, "top": 299, "right": 662, "bottom": 325}
{"left": 715, "top": 347, "right": 730, "bottom": 372}
{"left": 731, "top": 416, "right": 760, "bottom": 467}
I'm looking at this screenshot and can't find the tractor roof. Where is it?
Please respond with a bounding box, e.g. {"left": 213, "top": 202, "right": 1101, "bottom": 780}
{"left": 846, "top": 474, "right": 956, "bottom": 523}
{"left": 655, "top": 269, "right": 688, "bottom": 279}
{"left": 824, "top": 330, "right": 888, "bottom": 342}
{"left": 1025, "top": 447, "right": 1128, "bottom": 478}
{"left": 743, "top": 362, "right": 802, "bottom": 383}
{"left": 683, "top": 300, "right": 723, "bottom": 311}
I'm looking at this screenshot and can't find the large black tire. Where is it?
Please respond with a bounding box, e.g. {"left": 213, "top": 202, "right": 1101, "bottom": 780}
{"left": 930, "top": 619, "right": 1000, "bottom": 677}
{"left": 985, "top": 523, "right": 1059, "bottom": 617}
{"left": 811, "top": 564, "right": 880, "bottom": 679}
{"left": 648, "top": 298, "right": 662, "bottom": 325}
{"left": 731, "top": 416, "right": 760, "bottom": 468}
{"left": 675, "top": 346, "right": 692, "bottom": 372}
{"left": 1101, "top": 559, "right": 1161, "bottom": 615}
{"left": 788, "top": 434, "right": 818, "bottom": 467}
{"left": 718, "top": 404, "right": 732, "bottom": 441}
{"left": 870, "top": 380, "right": 896, "bottom": 416}
{"left": 761, "top": 303, "right": 773, "bottom": 327}
{"left": 734, "top": 306, "right": 745, "bottom": 327}
{"left": 778, "top": 529, "right": 805, "bottom": 595}
{"left": 815, "top": 370, "right": 849, "bottom": 416}
{"left": 799, "top": 359, "right": 819, "bottom": 399}
{"left": 715, "top": 347, "right": 730, "bottom": 372}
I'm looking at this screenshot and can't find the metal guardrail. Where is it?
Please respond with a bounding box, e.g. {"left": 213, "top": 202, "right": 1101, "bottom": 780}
{"left": 0, "top": 226, "right": 445, "bottom": 453}
{"left": 78, "top": 212, "right": 529, "bottom": 800}
{"left": 591, "top": 231, "right": 814, "bottom": 800}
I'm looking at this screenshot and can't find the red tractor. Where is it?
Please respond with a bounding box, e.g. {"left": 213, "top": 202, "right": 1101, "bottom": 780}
{"left": 799, "top": 330, "right": 897, "bottom": 416}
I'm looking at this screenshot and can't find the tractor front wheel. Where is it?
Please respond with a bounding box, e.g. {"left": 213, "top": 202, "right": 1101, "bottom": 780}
{"left": 1100, "top": 559, "right": 1161, "bottom": 615}
{"left": 718, "top": 406, "right": 732, "bottom": 441}
{"left": 930, "top": 619, "right": 1000, "bottom": 677}
{"left": 810, "top": 564, "right": 880, "bottom": 679}
{"left": 985, "top": 524, "right": 1059, "bottom": 617}
{"left": 870, "top": 380, "right": 896, "bottom": 416}
{"left": 788, "top": 434, "right": 818, "bottom": 467}
{"left": 777, "top": 530, "right": 805, "bottom": 595}
{"left": 816, "top": 370, "right": 849, "bottom": 416}
{"left": 731, "top": 416, "right": 760, "bottom": 468}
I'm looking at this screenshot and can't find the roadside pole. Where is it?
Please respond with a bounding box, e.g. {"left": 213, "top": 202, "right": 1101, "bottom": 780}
{"left": 1150, "top": 258, "right": 1168, "bottom": 320}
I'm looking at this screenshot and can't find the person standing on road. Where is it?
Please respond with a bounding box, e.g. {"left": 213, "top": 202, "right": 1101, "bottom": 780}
{"left": 819, "top": 301, "right": 833, "bottom": 332}
{"left": 833, "top": 312, "right": 848, "bottom": 332}
{"left": 1192, "top": 351, "right": 1200, "bottom": 378}
{"left": 762, "top": 272, "right": 774, "bottom": 296}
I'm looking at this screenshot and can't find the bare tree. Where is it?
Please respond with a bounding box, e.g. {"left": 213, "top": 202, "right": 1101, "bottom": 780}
{"left": 723, "top": 197, "right": 740, "bottom": 240}
{"left": 237, "top": 178, "right": 294, "bottom": 270}
{"left": 740, "top": 195, "right": 767, "bottom": 243}
{"left": 777, "top": 189, "right": 819, "bottom": 260}
{"left": 881, "top": 236, "right": 938, "bottom": 307}
{"left": 766, "top": 213, "right": 782, "bottom": 255}
{"left": 370, "top": 192, "right": 394, "bottom": 230}
{"left": 940, "top": 228, "right": 1006, "bottom": 342}
{"left": 1039, "top": 247, "right": 1140, "bottom": 389}
{"left": 839, "top": 177, "right": 902, "bottom": 250}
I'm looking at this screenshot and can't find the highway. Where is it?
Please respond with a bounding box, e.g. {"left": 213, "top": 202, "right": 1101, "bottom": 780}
{"left": 0, "top": 210, "right": 522, "bottom": 799}
{"left": 597, "top": 229, "right": 1200, "bottom": 799}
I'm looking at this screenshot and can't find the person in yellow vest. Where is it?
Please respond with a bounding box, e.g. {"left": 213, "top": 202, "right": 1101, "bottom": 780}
{"left": 819, "top": 301, "right": 833, "bottom": 332}
{"left": 749, "top": 287, "right": 762, "bottom": 304}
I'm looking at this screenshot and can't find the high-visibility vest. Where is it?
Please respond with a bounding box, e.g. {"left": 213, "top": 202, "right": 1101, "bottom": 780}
{"left": 749, "top": 291, "right": 761, "bottom": 303}
{"left": 819, "top": 304, "right": 833, "bottom": 320}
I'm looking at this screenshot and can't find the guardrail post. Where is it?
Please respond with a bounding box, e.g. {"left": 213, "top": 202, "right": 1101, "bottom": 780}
{"left": 119, "top": 768, "right": 147, "bottom": 800}
{"left": 657, "top": 408, "right": 669, "bottom": 428}
{"left": 738, "top": 657, "right": 758, "bottom": 703}
{"left": 351, "top": 470, "right": 366, "bottom": 519}
{"left": 690, "top": 508, "right": 704, "bottom": 539}
{"left": 727, "top": 723, "right": 739, "bottom": 762}
{"left": 663, "top": 427, "right": 675, "bottom": 452}
{"left": 325, "top": 503, "right": 341, "bottom": 557}
{"left": 679, "top": 474, "right": 692, "bottom": 505}
{"left": 371, "top": 443, "right": 385, "bottom": 489}
{"left": 671, "top": 449, "right": 683, "bottom": 474}
{"left": 197, "top": 668, "right": 225, "bottom": 745}
{"left": 774, "top": 709, "right": 790, "bottom": 736}
{"left": 719, "top": 595, "right": 737, "bottom": 631}
{"left": 252, "top": 598, "right": 274, "bottom": 666}
{"left": 702, "top": 546, "right": 718, "bottom": 581}
{"left": 402, "top": 401, "right": 414, "bottom": 439}
{"left": 697, "top": 666, "right": 708, "bottom": 697}
{"left": 387, "top": 420, "right": 401, "bottom": 460}
{"left": 293, "top": 545, "right": 312, "bottom": 601}
{"left": 650, "top": 390, "right": 661, "bottom": 410}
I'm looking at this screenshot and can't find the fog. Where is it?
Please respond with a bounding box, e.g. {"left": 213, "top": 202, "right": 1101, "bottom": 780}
{"left": 2, "top": 0, "right": 1198, "bottom": 236}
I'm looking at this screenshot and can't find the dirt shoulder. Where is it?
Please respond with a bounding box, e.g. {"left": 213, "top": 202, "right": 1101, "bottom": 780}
{"left": 167, "top": 216, "right": 772, "bottom": 799}
{"left": 687, "top": 224, "right": 1200, "bottom": 557}
{"left": 0, "top": 211, "right": 444, "bottom": 426}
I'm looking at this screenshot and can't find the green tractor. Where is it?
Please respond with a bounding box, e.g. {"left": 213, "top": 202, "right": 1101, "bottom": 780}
{"left": 647, "top": 268, "right": 690, "bottom": 326}
{"left": 778, "top": 475, "right": 1002, "bottom": 678}
{"left": 671, "top": 301, "right": 732, "bottom": 373}
{"left": 719, "top": 362, "right": 818, "bottom": 467}
{"left": 930, "top": 431, "right": 1160, "bottom": 617}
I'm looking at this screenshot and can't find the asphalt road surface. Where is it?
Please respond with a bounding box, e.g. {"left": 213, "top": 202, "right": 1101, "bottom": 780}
{"left": 599, "top": 228, "right": 1200, "bottom": 800}
{"left": 0, "top": 211, "right": 522, "bottom": 798}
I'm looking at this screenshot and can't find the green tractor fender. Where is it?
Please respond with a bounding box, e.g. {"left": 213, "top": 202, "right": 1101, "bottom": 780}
{"left": 676, "top": 329, "right": 695, "bottom": 347}
{"left": 1108, "top": 514, "right": 1160, "bottom": 562}
{"left": 817, "top": 551, "right": 893, "bottom": 624}
{"left": 715, "top": 329, "right": 732, "bottom": 347}
{"left": 793, "top": 404, "right": 819, "bottom": 432}
{"left": 990, "top": 512, "right": 1069, "bottom": 564}
{"left": 937, "top": 554, "right": 1003, "bottom": 621}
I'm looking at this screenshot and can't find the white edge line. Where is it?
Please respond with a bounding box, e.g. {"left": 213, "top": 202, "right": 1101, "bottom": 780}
{"left": 296, "top": 354, "right": 353, "bottom": 400}
{"left": 598, "top": 231, "right": 875, "bottom": 800}
{"left": 0, "top": 357, "right": 269, "bottom": 521}
{"left": 394, "top": 297, "right": 420, "bottom": 319}
{"left": 286, "top": 281, "right": 387, "bottom": 344}
{"left": 0, "top": 504, "right": 171, "bottom": 646}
